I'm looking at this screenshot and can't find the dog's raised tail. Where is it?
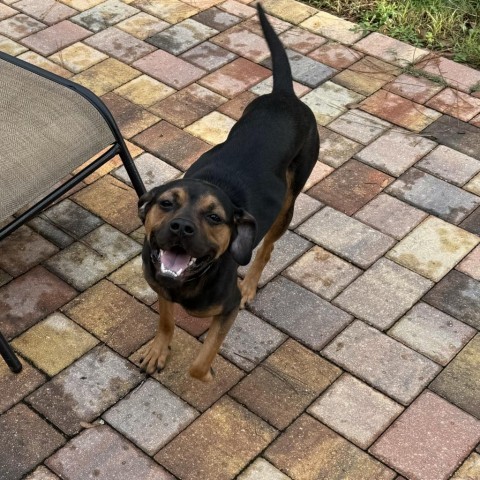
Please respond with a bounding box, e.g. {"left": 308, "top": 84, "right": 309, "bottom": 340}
{"left": 257, "top": 3, "right": 294, "bottom": 95}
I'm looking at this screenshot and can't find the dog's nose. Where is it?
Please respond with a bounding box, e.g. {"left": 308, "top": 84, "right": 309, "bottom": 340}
{"left": 169, "top": 218, "right": 195, "bottom": 237}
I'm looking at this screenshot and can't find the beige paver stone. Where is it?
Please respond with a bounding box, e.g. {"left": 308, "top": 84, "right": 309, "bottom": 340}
{"left": 262, "top": 0, "right": 317, "bottom": 24}
{"left": 465, "top": 172, "right": 480, "bottom": 195}
{"left": 18, "top": 51, "right": 72, "bottom": 77}
{"left": 49, "top": 42, "right": 108, "bottom": 74}
{"left": 309, "top": 374, "right": 403, "bottom": 448}
{"left": 114, "top": 75, "right": 175, "bottom": 107}
{"left": 300, "top": 11, "right": 364, "bottom": 45}
{"left": 457, "top": 245, "right": 480, "bottom": 281}
{"left": 72, "top": 58, "right": 141, "bottom": 96}
{"left": 134, "top": 0, "right": 198, "bottom": 23}
{"left": 303, "top": 161, "right": 334, "bottom": 190}
{"left": 117, "top": 12, "right": 169, "bottom": 39}
{"left": 387, "top": 216, "right": 480, "bottom": 282}
{"left": 12, "top": 312, "right": 98, "bottom": 376}
{"left": 185, "top": 111, "right": 235, "bottom": 145}
{"left": 451, "top": 453, "right": 480, "bottom": 479}
{"left": 155, "top": 397, "right": 277, "bottom": 480}
{"left": 108, "top": 255, "right": 157, "bottom": 305}
{"left": 60, "top": 0, "right": 104, "bottom": 10}
{"left": 302, "top": 81, "right": 365, "bottom": 125}
{"left": 0, "top": 34, "right": 27, "bottom": 55}
{"left": 238, "top": 458, "right": 290, "bottom": 480}
{"left": 25, "top": 465, "right": 60, "bottom": 479}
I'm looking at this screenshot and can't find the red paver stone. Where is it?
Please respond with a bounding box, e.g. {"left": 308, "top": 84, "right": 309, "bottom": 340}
{"left": 384, "top": 73, "right": 444, "bottom": 103}
{"left": 279, "top": 26, "right": 326, "bottom": 54}
{"left": 46, "top": 425, "right": 173, "bottom": 480}
{"left": 426, "top": 87, "right": 480, "bottom": 122}
{"left": 0, "top": 225, "right": 58, "bottom": 276}
{"left": 132, "top": 49, "right": 206, "bottom": 89}
{"left": 21, "top": 20, "right": 91, "bottom": 56}
{"left": 199, "top": 57, "right": 270, "bottom": 98}
{"left": 219, "top": 0, "right": 256, "bottom": 19}
{"left": 14, "top": 0, "right": 76, "bottom": 25}
{"left": 309, "top": 41, "right": 363, "bottom": 69}
{"left": 360, "top": 89, "right": 441, "bottom": 131}
{"left": 0, "top": 404, "right": 65, "bottom": 480}
{"left": 417, "top": 55, "right": 480, "bottom": 93}
{"left": 371, "top": 391, "right": 480, "bottom": 480}
{"left": 308, "top": 159, "right": 393, "bottom": 215}
{"left": 133, "top": 120, "right": 211, "bottom": 171}
{"left": 212, "top": 25, "right": 270, "bottom": 62}
{"left": 0, "top": 265, "right": 77, "bottom": 339}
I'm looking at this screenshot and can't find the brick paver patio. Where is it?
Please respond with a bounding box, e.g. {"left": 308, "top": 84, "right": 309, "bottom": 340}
{"left": 1, "top": 1, "right": 480, "bottom": 479}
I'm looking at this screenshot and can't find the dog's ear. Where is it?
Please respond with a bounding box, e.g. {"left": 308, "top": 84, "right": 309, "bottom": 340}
{"left": 229, "top": 208, "right": 257, "bottom": 265}
{"left": 138, "top": 189, "right": 157, "bottom": 223}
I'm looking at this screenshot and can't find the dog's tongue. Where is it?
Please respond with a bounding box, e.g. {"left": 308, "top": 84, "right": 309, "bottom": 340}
{"left": 161, "top": 250, "right": 191, "bottom": 273}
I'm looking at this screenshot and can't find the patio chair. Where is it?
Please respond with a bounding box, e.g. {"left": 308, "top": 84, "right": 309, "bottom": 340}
{"left": 0, "top": 51, "right": 146, "bottom": 373}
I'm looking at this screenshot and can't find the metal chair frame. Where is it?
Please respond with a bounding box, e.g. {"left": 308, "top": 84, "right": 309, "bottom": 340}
{"left": 0, "top": 51, "right": 146, "bottom": 372}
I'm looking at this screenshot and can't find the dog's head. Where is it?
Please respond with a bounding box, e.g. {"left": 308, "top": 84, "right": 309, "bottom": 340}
{"left": 139, "top": 179, "right": 256, "bottom": 284}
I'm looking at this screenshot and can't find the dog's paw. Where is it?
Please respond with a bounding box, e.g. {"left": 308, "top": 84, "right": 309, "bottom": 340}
{"left": 139, "top": 342, "right": 170, "bottom": 374}
{"left": 239, "top": 280, "right": 257, "bottom": 309}
{"left": 189, "top": 365, "right": 215, "bottom": 382}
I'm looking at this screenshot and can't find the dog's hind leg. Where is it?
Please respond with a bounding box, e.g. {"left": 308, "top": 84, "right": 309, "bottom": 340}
{"left": 240, "top": 178, "right": 295, "bottom": 308}
{"left": 139, "top": 296, "right": 174, "bottom": 374}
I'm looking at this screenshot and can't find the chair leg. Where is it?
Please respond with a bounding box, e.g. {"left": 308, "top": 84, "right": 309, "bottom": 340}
{"left": 0, "top": 331, "right": 22, "bottom": 373}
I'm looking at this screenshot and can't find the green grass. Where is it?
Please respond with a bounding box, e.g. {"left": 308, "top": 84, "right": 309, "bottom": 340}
{"left": 303, "top": 0, "right": 480, "bottom": 69}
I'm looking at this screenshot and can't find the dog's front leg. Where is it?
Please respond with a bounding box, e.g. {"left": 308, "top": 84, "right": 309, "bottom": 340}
{"left": 189, "top": 307, "right": 239, "bottom": 382}
{"left": 140, "top": 296, "right": 174, "bottom": 374}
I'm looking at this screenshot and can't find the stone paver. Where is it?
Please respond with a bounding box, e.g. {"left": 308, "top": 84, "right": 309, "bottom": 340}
{"left": 309, "top": 373, "right": 403, "bottom": 448}
{"left": 230, "top": 339, "right": 341, "bottom": 429}
{"left": 284, "top": 245, "right": 361, "bottom": 300}
{"left": 215, "top": 310, "right": 287, "bottom": 371}
{"left": 0, "top": 404, "right": 66, "bottom": 480}
{"left": 424, "top": 270, "right": 480, "bottom": 330}
{"left": 387, "top": 168, "right": 480, "bottom": 223}
{"left": 251, "top": 276, "right": 352, "bottom": 351}
{"left": 11, "top": 312, "right": 98, "bottom": 375}
{"left": 27, "top": 346, "right": 143, "bottom": 435}
{"left": 354, "top": 193, "right": 427, "bottom": 240}
{"left": 2, "top": 1, "right": 480, "bottom": 478}
{"left": 323, "top": 320, "right": 441, "bottom": 405}
{"left": 46, "top": 425, "right": 174, "bottom": 480}
{"left": 388, "top": 302, "right": 476, "bottom": 365}
{"left": 430, "top": 334, "right": 480, "bottom": 419}
{"left": 370, "top": 391, "right": 480, "bottom": 480}
{"left": 308, "top": 159, "right": 393, "bottom": 215}
{"left": 155, "top": 397, "right": 277, "bottom": 480}
{"left": 356, "top": 129, "right": 436, "bottom": 176}
{"left": 297, "top": 206, "right": 396, "bottom": 268}
{"left": 334, "top": 258, "right": 433, "bottom": 330}
{"left": 387, "top": 216, "right": 479, "bottom": 281}
{"left": 103, "top": 378, "right": 198, "bottom": 455}
{"left": 265, "top": 415, "right": 395, "bottom": 480}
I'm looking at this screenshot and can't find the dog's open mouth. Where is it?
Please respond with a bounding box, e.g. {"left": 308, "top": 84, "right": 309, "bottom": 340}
{"left": 151, "top": 246, "right": 210, "bottom": 279}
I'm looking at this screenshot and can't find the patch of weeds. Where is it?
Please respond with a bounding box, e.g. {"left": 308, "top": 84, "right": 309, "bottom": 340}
{"left": 303, "top": 0, "right": 480, "bottom": 69}
{"left": 403, "top": 64, "right": 449, "bottom": 86}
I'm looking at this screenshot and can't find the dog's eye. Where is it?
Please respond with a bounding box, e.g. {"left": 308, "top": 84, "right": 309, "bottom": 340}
{"left": 159, "top": 199, "right": 173, "bottom": 209}
{"left": 207, "top": 213, "right": 223, "bottom": 224}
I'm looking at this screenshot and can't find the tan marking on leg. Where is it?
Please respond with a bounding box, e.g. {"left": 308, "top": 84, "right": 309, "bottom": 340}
{"left": 189, "top": 307, "right": 239, "bottom": 382}
{"left": 240, "top": 172, "right": 295, "bottom": 308}
{"left": 140, "top": 296, "right": 174, "bottom": 374}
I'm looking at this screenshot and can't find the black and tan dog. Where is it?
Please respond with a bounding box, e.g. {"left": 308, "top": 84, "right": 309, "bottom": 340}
{"left": 138, "top": 4, "right": 319, "bottom": 381}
